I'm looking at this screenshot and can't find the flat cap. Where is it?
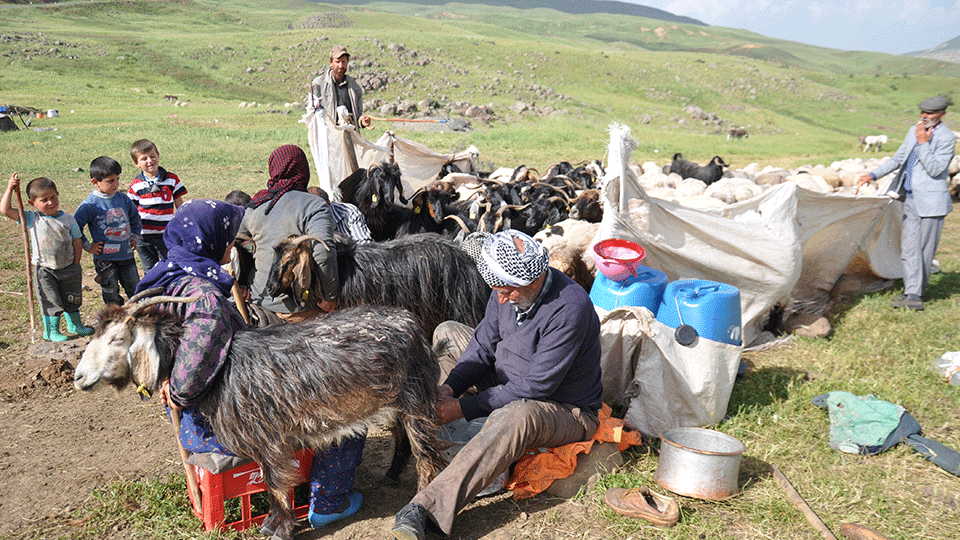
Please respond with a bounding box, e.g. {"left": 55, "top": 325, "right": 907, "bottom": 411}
{"left": 918, "top": 95, "right": 948, "bottom": 112}
{"left": 329, "top": 45, "right": 349, "bottom": 61}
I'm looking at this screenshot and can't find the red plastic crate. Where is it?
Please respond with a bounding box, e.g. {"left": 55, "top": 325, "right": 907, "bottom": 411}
{"left": 187, "top": 449, "right": 314, "bottom": 532}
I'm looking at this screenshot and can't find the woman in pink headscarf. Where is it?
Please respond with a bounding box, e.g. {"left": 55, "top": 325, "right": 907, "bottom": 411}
{"left": 239, "top": 144, "right": 340, "bottom": 316}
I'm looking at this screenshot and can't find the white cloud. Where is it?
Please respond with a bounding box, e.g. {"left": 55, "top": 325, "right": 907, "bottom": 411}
{"left": 631, "top": 0, "right": 960, "bottom": 54}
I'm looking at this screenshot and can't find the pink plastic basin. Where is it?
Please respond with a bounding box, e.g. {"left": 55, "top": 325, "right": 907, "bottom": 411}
{"left": 593, "top": 238, "right": 646, "bottom": 282}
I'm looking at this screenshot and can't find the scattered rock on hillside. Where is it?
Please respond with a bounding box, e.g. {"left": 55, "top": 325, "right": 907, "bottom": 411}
{"left": 289, "top": 12, "right": 352, "bottom": 29}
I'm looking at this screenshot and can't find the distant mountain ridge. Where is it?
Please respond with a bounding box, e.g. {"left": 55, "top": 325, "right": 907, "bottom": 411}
{"left": 322, "top": 0, "right": 706, "bottom": 26}
{"left": 905, "top": 35, "right": 960, "bottom": 64}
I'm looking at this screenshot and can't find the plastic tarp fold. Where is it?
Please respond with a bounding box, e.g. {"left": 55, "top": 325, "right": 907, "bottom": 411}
{"left": 304, "top": 107, "right": 479, "bottom": 203}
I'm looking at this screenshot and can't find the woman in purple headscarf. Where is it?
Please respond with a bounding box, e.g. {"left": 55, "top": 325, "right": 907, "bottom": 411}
{"left": 239, "top": 144, "right": 340, "bottom": 317}
{"left": 139, "top": 197, "right": 364, "bottom": 530}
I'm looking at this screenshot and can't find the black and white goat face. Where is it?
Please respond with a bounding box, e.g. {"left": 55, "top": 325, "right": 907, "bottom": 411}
{"left": 74, "top": 310, "right": 161, "bottom": 400}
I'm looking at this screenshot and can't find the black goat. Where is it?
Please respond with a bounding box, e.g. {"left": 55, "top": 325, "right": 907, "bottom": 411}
{"left": 569, "top": 189, "right": 603, "bottom": 223}
{"left": 338, "top": 162, "right": 408, "bottom": 241}
{"left": 74, "top": 298, "right": 446, "bottom": 540}
{"left": 265, "top": 233, "right": 490, "bottom": 335}
{"left": 669, "top": 153, "right": 728, "bottom": 185}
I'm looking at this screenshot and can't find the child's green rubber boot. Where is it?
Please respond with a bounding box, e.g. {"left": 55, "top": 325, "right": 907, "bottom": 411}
{"left": 64, "top": 311, "right": 94, "bottom": 336}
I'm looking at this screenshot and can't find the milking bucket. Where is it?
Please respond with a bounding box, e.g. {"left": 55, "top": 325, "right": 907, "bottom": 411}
{"left": 589, "top": 265, "right": 667, "bottom": 312}
{"left": 656, "top": 279, "right": 741, "bottom": 345}
{"left": 46, "top": 109, "right": 59, "bottom": 118}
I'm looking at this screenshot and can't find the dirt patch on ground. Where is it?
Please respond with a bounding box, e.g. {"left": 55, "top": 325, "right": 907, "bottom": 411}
{"left": 0, "top": 335, "right": 603, "bottom": 540}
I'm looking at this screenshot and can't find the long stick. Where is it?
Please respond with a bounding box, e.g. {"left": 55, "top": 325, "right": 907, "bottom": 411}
{"left": 771, "top": 465, "right": 838, "bottom": 540}
{"left": 171, "top": 409, "right": 204, "bottom": 516}
{"left": 14, "top": 184, "right": 37, "bottom": 342}
{"left": 368, "top": 116, "right": 448, "bottom": 124}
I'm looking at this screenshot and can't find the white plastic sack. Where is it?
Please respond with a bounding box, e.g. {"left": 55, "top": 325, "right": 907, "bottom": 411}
{"left": 595, "top": 305, "right": 649, "bottom": 408}
{"left": 621, "top": 307, "right": 742, "bottom": 438}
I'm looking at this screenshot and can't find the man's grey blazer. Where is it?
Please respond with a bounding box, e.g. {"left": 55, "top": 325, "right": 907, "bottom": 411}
{"left": 873, "top": 122, "right": 955, "bottom": 217}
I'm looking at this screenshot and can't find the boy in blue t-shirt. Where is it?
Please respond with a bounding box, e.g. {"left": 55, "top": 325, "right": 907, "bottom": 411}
{"left": 74, "top": 156, "right": 142, "bottom": 306}
{"left": 1, "top": 172, "right": 93, "bottom": 341}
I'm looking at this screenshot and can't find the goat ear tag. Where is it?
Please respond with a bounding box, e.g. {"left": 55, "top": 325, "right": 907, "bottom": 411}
{"left": 470, "top": 211, "right": 477, "bottom": 219}
{"left": 371, "top": 194, "right": 378, "bottom": 203}
{"left": 414, "top": 206, "right": 421, "bottom": 213}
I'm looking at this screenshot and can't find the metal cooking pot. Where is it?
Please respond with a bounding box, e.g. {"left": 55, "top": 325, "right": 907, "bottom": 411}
{"left": 654, "top": 427, "right": 745, "bottom": 500}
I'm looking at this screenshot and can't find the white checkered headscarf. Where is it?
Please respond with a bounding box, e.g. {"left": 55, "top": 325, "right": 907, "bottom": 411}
{"left": 477, "top": 230, "right": 550, "bottom": 288}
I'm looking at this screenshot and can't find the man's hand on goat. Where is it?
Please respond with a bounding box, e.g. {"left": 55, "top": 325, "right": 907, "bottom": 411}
{"left": 437, "top": 393, "right": 463, "bottom": 425}
{"left": 856, "top": 174, "right": 873, "bottom": 187}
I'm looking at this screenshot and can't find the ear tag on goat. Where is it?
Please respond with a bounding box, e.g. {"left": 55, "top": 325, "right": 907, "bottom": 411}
{"left": 302, "top": 290, "right": 310, "bottom": 302}
{"left": 470, "top": 211, "right": 477, "bottom": 219}
{"left": 371, "top": 194, "right": 378, "bottom": 203}
{"left": 414, "top": 206, "right": 421, "bottom": 214}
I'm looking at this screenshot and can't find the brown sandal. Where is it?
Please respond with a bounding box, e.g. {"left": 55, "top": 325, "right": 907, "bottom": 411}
{"left": 604, "top": 486, "right": 680, "bottom": 527}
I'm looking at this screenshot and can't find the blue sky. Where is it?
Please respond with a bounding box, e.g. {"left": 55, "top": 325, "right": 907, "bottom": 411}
{"left": 629, "top": 0, "right": 960, "bottom": 55}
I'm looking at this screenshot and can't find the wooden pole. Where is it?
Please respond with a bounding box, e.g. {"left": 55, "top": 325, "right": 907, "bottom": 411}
{"left": 231, "top": 282, "right": 251, "bottom": 325}
{"left": 171, "top": 409, "right": 203, "bottom": 516}
{"left": 368, "top": 116, "right": 448, "bottom": 124}
{"left": 771, "top": 465, "right": 838, "bottom": 540}
{"left": 14, "top": 181, "right": 37, "bottom": 342}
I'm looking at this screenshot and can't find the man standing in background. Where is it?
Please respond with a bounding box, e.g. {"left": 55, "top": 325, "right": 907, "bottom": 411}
{"left": 309, "top": 45, "right": 372, "bottom": 129}
{"left": 858, "top": 95, "right": 956, "bottom": 311}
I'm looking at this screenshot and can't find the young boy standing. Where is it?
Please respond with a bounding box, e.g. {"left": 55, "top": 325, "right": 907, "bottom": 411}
{"left": 1, "top": 172, "right": 93, "bottom": 341}
{"left": 75, "top": 156, "right": 142, "bottom": 306}
{"left": 127, "top": 139, "right": 187, "bottom": 271}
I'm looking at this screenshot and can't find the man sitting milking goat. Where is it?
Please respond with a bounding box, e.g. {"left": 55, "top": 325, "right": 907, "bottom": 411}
{"left": 391, "top": 229, "right": 603, "bottom": 540}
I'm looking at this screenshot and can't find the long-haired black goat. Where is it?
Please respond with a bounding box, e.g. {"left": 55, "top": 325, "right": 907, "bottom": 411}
{"left": 74, "top": 296, "right": 446, "bottom": 540}
{"left": 265, "top": 232, "right": 489, "bottom": 335}
{"left": 669, "top": 153, "right": 728, "bottom": 185}
{"left": 338, "top": 162, "right": 408, "bottom": 241}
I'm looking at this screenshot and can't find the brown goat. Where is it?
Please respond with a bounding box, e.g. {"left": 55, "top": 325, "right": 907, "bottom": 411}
{"left": 74, "top": 294, "right": 446, "bottom": 540}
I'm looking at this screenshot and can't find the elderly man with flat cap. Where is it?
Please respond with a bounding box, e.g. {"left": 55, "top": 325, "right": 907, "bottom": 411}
{"left": 309, "top": 44, "right": 372, "bottom": 128}
{"left": 391, "top": 229, "right": 603, "bottom": 540}
{"left": 858, "top": 95, "right": 956, "bottom": 311}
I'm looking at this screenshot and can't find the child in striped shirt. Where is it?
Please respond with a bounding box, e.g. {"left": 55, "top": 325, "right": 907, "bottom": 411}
{"left": 128, "top": 139, "right": 188, "bottom": 271}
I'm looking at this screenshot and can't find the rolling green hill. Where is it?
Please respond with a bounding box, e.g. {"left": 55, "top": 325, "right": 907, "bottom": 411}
{"left": 0, "top": 0, "right": 957, "bottom": 190}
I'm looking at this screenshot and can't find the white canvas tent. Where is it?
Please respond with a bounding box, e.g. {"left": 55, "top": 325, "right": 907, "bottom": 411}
{"left": 303, "top": 108, "right": 479, "bottom": 203}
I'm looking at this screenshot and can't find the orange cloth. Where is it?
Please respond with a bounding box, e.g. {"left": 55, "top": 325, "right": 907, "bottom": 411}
{"left": 505, "top": 404, "right": 643, "bottom": 499}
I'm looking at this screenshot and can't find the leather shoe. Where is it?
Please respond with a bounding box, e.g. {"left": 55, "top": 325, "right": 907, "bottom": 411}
{"left": 604, "top": 486, "right": 680, "bottom": 527}
{"left": 392, "top": 502, "right": 428, "bottom": 540}
{"left": 891, "top": 294, "right": 923, "bottom": 311}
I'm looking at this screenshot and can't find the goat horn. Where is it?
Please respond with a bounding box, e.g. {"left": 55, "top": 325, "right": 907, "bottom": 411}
{"left": 129, "top": 293, "right": 203, "bottom": 315}
{"left": 287, "top": 235, "right": 331, "bottom": 252}
{"left": 124, "top": 287, "right": 165, "bottom": 306}
{"left": 442, "top": 214, "right": 471, "bottom": 234}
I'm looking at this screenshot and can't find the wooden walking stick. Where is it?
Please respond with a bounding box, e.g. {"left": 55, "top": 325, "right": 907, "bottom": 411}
{"left": 171, "top": 408, "right": 203, "bottom": 516}
{"left": 771, "top": 465, "right": 838, "bottom": 540}
{"left": 13, "top": 174, "right": 37, "bottom": 342}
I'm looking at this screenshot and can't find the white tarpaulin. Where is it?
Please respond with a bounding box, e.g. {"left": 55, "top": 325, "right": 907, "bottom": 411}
{"left": 304, "top": 107, "right": 479, "bottom": 203}
{"left": 592, "top": 124, "right": 904, "bottom": 433}
{"left": 595, "top": 124, "right": 902, "bottom": 346}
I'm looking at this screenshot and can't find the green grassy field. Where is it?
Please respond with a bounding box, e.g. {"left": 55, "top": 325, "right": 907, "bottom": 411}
{"left": 0, "top": 1, "right": 958, "bottom": 539}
